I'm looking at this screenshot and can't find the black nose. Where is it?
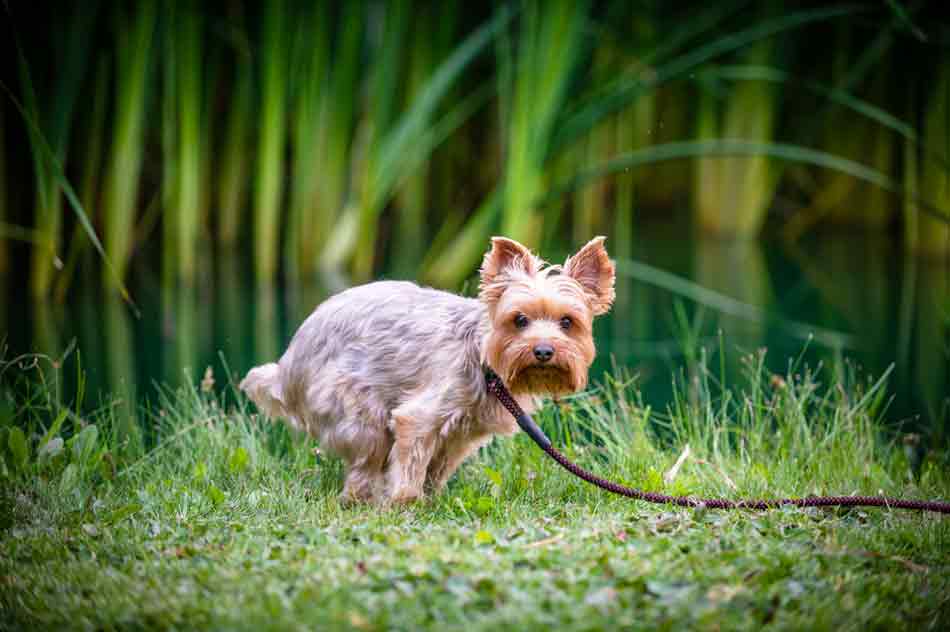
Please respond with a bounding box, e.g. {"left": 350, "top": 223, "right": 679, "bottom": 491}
{"left": 533, "top": 343, "right": 554, "bottom": 363}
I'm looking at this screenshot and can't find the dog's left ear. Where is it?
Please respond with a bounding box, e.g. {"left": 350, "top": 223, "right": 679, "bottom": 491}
{"left": 564, "top": 236, "right": 615, "bottom": 315}
{"left": 479, "top": 237, "right": 541, "bottom": 306}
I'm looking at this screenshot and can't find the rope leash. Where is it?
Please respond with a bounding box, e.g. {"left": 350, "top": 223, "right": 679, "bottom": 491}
{"left": 485, "top": 370, "right": 950, "bottom": 514}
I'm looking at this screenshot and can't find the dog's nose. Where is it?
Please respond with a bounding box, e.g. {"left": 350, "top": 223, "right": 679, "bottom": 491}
{"left": 533, "top": 343, "right": 554, "bottom": 363}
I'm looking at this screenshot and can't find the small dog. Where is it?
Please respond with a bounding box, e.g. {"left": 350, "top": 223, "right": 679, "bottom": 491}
{"left": 241, "top": 236, "right": 615, "bottom": 504}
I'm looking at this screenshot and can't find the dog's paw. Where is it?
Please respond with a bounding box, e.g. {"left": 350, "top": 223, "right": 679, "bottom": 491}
{"left": 388, "top": 489, "right": 423, "bottom": 506}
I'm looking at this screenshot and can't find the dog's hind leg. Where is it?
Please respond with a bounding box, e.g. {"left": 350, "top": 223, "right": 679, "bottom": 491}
{"left": 330, "top": 420, "right": 391, "bottom": 505}
{"left": 385, "top": 408, "right": 440, "bottom": 504}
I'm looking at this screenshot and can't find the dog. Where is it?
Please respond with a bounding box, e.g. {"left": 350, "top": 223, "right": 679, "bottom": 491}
{"left": 240, "top": 236, "right": 615, "bottom": 504}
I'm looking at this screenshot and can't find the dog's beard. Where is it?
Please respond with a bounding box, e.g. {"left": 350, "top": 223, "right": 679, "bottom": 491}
{"left": 507, "top": 364, "right": 578, "bottom": 395}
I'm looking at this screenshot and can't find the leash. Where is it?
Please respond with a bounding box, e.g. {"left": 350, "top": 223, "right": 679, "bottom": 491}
{"left": 484, "top": 370, "right": 950, "bottom": 514}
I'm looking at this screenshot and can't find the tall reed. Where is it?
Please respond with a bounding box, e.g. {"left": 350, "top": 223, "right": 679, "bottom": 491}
{"left": 19, "top": 61, "right": 62, "bottom": 297}
{"left": 346, "top": 2, "right": 507, "bottom": 280}
{"left": 572, "top": 54, "right": 611, "bottom": 245}
{"left": 0, "top": 101, "right": 6, "bottom": 276}
{"left": 612, "top": 13, "right": 658, "bottom": 242}
{"left": 286, "top": 2, "right": 364, "bottom": 280}
{"left": 163, "top": 3, "right": 206, "bottom": 284}
{"left": 21, "top": 6, "right": 93, "bottom": 296}
{"left": 501, "top": 0, "right": 587, "bottom": 246}
{"left": 102, "top": 1, "right": 156, "bottom": 289}
{"left": 694, "top": 41, "right": 777, "bottom": 237}
{"left": 349, "top": 0, "right": 410, "bottom": 281}
{"left": 253, "top": 0, "right": 288, "bottom": 285}
{"left": 424, "top": 3, "right": 856, "bottom": 289}
{"left": 393, "top": 2, "right": 459, "bottom": 275}
{"left": 286, "top": 2, "right": 331, "bottom": 281}
{"left": 315, "top": 3, "right": 364, "bottom": 271}
{"left": 55, "top": 56, "right": 111, "bottom": 301}
{"left": 217, "top": 47, "right": 253, "bottom": 248}
{"left": 916, "top": 65, "right": 950, "bottom": 258}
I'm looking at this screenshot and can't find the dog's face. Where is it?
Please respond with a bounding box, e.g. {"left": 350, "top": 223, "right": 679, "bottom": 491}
{"left": 479, "top": 236, "right": 615, "bottom": 395}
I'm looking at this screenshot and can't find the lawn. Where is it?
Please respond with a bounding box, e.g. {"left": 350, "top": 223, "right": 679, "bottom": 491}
{"left": 1, "top": 350, "right": 948, "bottom": 630}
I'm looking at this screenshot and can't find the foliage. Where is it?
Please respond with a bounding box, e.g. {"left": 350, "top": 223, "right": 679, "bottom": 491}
{"left": 4, "top": 2, "right": 949, "bottom": 299}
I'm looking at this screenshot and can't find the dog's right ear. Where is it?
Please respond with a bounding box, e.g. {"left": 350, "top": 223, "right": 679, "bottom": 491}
{"left": 479, "top": 237, "right": 540, "bottom": 304}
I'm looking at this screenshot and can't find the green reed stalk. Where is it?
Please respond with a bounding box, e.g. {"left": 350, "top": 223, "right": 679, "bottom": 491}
{"left": 393, "top": 3, "right": 458, "bottom": 275}
{"left": 501, "top": 0, "right": 587, "bottom": 246}
{"left": 160, "top": 12, "right": 179, "bottom": 288}
{"left": 286, "top": 2, "right": 331, "bottom": 281}
{"left": 349, "top": 0, "right": 410, "bottom": 281}
{"left": 286, "top": 2, "right": 364, "bottom": 281}
{"left": 0, "top": 101, "right": 6, "bottom": 275}
{"left": 345, "top": 2, "right": 506, "bottom": 280}
{"left": 316, "top": 3, "right": 364, "bottom": 268}
{"left": 102, "top": 1, "right": 156, "bottom": 289}
{"left": 572, "top": 85, "right": 611, "bottom": 244}
{"left": 163, "top": 3, "right": 205, "bottom": 284}
{"left": 55, "top": 56, "right": 111, "bottom": 301}
{"left": 253, "top": 0, "right": 288, "bottom": 285}
{"left": 826, "top": 64, "right": 895, "bottom": 230}
{"left": 916, "top": 65, "right": 950, "bottom": 259}
{"left": 218, "top": 53, "right": 252, "bottom": 248}
{"left": 20, "top": 6, "right": 92, "bottom": 296}
{"left": 694, "top": 40, "right": 777, "bottom": 237}
{"left": 613, "top": 14, "right": 657, "bottom": 245}
{"left": 20, "top": 62, "right": 62, "bottom": 297}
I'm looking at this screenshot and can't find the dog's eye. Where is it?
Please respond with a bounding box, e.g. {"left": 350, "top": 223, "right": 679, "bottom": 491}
{"left": 514, "top": 314, "right": 529, "bottom": 329}
{"left": 560, "top": 316, "right": 572, "bottom": 331}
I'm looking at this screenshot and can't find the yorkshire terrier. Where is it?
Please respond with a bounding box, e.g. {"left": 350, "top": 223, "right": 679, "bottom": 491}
{"left": 240, "top": 236, "right": 615, "bottom": 504}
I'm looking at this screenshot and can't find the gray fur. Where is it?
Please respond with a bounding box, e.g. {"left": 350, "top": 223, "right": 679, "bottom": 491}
{"left": 241, "top": 281, "right": 532, "bottom": 503}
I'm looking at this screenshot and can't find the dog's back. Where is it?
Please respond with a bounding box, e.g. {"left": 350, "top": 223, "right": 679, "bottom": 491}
{"left": 240, "top": 280, "right": 485, "bottom": 438}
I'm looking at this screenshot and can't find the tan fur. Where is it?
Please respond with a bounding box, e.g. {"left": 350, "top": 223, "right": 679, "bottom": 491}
{"left": 240, "top": 236, "right": 615, "bottom": 504}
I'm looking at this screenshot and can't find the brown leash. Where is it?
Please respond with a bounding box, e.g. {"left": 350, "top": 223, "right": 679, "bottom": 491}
{"left": 485, "top": 370, "right": 950, "bottom": 514}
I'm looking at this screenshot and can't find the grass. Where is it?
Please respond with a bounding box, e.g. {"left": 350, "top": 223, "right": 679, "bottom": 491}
{"left": 1, "top": 344, "right": 948, "bottom": 630}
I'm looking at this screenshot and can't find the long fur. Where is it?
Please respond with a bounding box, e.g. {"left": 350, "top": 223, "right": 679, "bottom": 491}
{"left": 241, "top": 237, "right": 615, "bottom": 504}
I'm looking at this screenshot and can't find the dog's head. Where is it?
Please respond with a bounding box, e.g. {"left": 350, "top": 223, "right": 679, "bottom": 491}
{"left": 479, "top": 236, "right": 615, "bottom": 395}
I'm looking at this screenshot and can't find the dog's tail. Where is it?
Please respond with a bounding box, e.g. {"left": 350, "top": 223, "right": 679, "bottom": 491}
{"left": 240, "top": 363, "right": 288, "bottom": 420}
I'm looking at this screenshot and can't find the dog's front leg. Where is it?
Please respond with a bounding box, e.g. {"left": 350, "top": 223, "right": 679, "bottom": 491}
{"left": 386, "top": 410, "right": 439, "bottom": 504}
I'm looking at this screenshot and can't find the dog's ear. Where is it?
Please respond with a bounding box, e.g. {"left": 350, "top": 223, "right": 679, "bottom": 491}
{"left": 564, "top": 236, "right": 615, "bottom": 316}
{"left": 479, "top": 237, "right": 541, "bottom": 305}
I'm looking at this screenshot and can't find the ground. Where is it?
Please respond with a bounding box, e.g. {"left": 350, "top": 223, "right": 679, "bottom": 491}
{"left": 1, "top": 354, "right": 948, "bottom": 630}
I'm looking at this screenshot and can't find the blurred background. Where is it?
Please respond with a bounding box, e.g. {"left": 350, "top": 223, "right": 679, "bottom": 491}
{"left": 0, "top": 1, "right": 947, "bottom": 442}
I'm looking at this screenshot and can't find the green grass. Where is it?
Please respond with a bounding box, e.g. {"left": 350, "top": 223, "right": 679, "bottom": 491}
{"left": 1, "top": 344, "right": 948, "bottom": 630}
